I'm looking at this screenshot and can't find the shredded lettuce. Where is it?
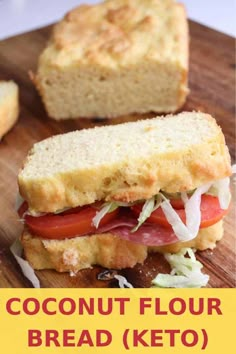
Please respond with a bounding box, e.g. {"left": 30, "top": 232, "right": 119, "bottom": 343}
{"left": 93, "top": 195, "right": 163, "bottom": 232}
{"left": 15, "top": 194, "right": 46, "bottom": 218}
{"left": 92, "top": 201, "right": 133, "bottom": 228}
{"left": 208, "top": 177, "right": 231, "bottom": 209}
{"left": 92, "top": 202, "right": 118, "bottom": 228}
{"left": 162, "top": 190, "right": 195, "bottom": 200}
{"left": 10, "top": 239, "right": 40, "bottom": 288}
{"left": 180, "top": 191, "right": 188, "bottom": 204}
{"left": 114, "top": 275, "right": 133, "bottom": 288}
{"left": 184, "top": 183, "right": 212, "bottom": 236}
{"left": 54, "top": 207, "right": 71, "bottom": 214}
{"left": 96, "top": 174, "right": 231, "bottom": 237}
{"left": 131, "top": 195, "right": 162, "bottom": 232}
{"left": 152, "top": 248, "right": 209, "bottom": 288}
{"left": 160, "top": 183, "right": 211, "bottom": 242}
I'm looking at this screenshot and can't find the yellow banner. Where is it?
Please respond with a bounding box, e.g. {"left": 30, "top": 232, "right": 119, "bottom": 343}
{"left": 0, "top": 289, "right": 235, "bottom": 353}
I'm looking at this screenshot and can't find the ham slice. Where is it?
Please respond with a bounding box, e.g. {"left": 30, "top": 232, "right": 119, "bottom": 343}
{"left": 97, "top": 215, "right": 178, "bottom": 246}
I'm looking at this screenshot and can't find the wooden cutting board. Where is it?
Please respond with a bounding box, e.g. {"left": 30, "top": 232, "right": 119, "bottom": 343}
{"left": 0, "top": 21, "right": 235, "bottom": 288}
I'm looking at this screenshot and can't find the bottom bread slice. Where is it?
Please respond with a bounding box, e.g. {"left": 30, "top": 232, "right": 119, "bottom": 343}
{"left": 21, "top": 221, "right": 223, "bottom": 273}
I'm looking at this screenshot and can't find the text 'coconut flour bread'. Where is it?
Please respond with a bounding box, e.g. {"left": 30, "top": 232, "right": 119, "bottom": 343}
{"left": 17, "top": 112, "right": 232, "bottom": 280}
{"left": 33, "top": 0, "right": 189, "bottom": 119}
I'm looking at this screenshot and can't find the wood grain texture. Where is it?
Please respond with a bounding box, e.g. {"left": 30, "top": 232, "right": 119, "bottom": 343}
{"left": 0, "top": 21, "right": 235, "bottom": 288}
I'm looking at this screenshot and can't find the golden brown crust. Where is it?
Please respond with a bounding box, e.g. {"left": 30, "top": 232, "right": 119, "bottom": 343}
{"left": 0, "top": 81, "right": 19, "bottom": 139}
{"left": 176, "top": 4, "right": 189, "bottom": 108}
{"left": 18, "top": 113, "right": 232, "bottom": 214}
{"left": 33, "top": 0, "right": 189, "bottom": 119}
{"left": 21, "top": 221, "right": 223, "bottom": 273}
{"left": 47, "top": 0, "right": 187, "bottom": 64}
{"left": 21, "top": 231, "right": 147, "bottom": 272}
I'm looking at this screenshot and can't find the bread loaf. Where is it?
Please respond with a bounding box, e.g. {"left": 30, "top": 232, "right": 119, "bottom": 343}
{"left": 34, "top": 0, "right": 189, "bottom": 119}
{"left": 0, "top": 81, "right": 19, "bottom": 139}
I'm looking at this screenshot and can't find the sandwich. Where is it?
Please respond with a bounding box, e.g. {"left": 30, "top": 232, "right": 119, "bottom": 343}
{"left": 17, "top": 112, "right": 232, "bottom": 287}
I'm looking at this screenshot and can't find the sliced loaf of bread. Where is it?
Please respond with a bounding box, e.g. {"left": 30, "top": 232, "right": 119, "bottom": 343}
{"left": 0, "top": 81, "right": 19, "bottom": 139}
{"left": 34, "top": 0, "right": 188, "bottom": 119}
{"left": 18, "top": 112, "right": 231, "bottom": 213}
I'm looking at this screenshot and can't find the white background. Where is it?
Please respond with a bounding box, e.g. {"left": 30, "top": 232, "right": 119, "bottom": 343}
{"left": 0, "top": 0, "right": 235, "bottom": 40}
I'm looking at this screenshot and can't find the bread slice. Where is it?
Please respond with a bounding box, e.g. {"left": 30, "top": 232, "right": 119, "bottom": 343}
{"left": 21, "top": 221, "right": 223, "bottom": 273}
{"left": 33, "top": 0, "right": 188, "bottom": 119}
{"left": 18, "top": 112, "right": 231, "bottom": 214}
{"left": 0, "top": 81, "right": 19, "bottom": 139}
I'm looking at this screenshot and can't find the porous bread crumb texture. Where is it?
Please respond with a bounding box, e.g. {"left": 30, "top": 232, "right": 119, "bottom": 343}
{"left": 34, "top": 0, "right": 188, "bottom": 119}
{"left": 18, "top": 112, "right": 232, "bottom": 213}
{"left": 0, "top": 81, "right": 19, "bottom": 138}
{"left": 21, "top": 221, "right": 223, "bottom": 272}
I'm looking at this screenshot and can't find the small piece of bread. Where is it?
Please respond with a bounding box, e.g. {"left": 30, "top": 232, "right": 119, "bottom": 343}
{"left": 21, "top": 221, "right": 223, "bottom": 273}
{"left": 34, "top": 0, "right": 189, "bottom": 119}
{"left": 0, "top": 81, "right": 19, "bottom": 139}
{"left": 18, "top": 112, "right": 231, "bottom": 214}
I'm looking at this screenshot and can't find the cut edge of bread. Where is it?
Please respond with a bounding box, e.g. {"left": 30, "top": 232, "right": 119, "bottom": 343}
{"left": 18, "top": 112, "right": 232, "bottom": 213}
{"left": 33, "top": 0, "right": 189, "bottom": 119}
{"left": 0, "top": 80, "right": 19, "bottom": 139}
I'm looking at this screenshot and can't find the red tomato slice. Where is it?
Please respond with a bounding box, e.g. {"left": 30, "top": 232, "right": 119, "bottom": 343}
{"left": 19, "top": 203, "right": 119, "bottom": 239}
{"left": 17, "top": 202, "right": 101, "bottom": 218}
{"left": 18, "top": 201, "right": 28, "bottom": 218}
{"left": 169, "top": 198, "right": 185, "bottom": 209}
{"left": 131, "top": 195, "right": 229, "bottom": 229}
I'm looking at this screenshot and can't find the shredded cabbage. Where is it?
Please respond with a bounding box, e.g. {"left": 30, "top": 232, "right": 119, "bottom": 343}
{"left": 10, "top": 239, "right": 40, "bottom": 288}
{"left": 152, "top": 248, "right": 209, "bottom": 288}
{"left": 114, "top": 275, "right": 133, "bottom": 288}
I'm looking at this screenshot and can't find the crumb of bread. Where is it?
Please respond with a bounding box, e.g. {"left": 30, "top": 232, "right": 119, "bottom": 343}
{"left": 34, "top": 0, "right": 189, "bottom": 119}
{"left": 63, "top": 248, "right": 79, "bottom": 267}
{"left": 18, "top": 112, "right": 231, "bottom": 214}
{"left": 21, "top": 221, "right": 223, "bottom": 273}
{"left": 0, "top": 81, "right": 19, "bottom": 139}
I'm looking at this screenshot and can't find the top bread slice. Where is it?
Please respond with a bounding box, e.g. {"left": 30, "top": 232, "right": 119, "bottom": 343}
{"left": 18, "top": 112, "right": 231, "bottom": 213}
{"left": 0, "top": 81, "right": 19, "bottom": 139}
{"left": 34, "top": 0, "right": 188, "bottom": 119}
